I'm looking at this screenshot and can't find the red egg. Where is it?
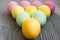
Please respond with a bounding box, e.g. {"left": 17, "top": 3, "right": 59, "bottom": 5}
{"left": 32, "top": 1, "right": 42, "bottom": 8}
{"left": 20, "top": 1, "right": 31, "bottom": 9}
{"left": 45, "top": 1, "right": 55, "bottom": 13}
{"left": 7, "top": 1, "right": 18, "bottom": 13}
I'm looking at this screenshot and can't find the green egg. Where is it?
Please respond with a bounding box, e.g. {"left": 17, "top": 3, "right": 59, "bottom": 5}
{"left": 32, "top": 11, "right": 47, "bottom": 26}
{"left": 16, "top": 11, "right": 30, "bottom": 27}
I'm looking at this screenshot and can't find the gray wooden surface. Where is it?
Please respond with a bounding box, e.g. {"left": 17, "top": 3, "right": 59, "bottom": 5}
{"left": 0, "top": 0, "right": 60, "bottom": 40}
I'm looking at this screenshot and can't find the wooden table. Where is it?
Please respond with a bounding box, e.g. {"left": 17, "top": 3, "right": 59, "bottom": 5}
{"left": 0, "top": 0, "right": 60, "bottom": 40}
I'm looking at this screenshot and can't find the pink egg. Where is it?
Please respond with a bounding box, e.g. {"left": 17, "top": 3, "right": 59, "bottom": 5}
{"left": 7, "top": 1, "right": 18, "bottom": 13}
{"left": 20, "top": 1, "right": 31, "bottom": 9}
{"left": 45, "top": 1, "right": 55, "bottom": 12}
{"left": 32, "top": 1, "right": 42, "bottom": 8}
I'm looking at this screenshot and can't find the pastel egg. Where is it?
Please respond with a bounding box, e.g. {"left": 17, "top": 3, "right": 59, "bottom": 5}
{"left": 20, "top": 1, "right": 31, "bottom": 9}
{"left": 45, "top": 1, "right": 55, "bottom": 12}
{"left": 25, "top": 6, "right": 37, "bottom": 16}
{"left": 7, "top": 1, "right": 18, "bottom": 13}
{"left": 16, "top": 11, "right": 30, "bottom": 27}
{"left": 22, "top": 18, "right": 41, "bottom": 39}
{"left": 32, "top": 11, "right": 47, "bottom": 26}
{"left": 32, "top": 1, "right": 42, "bottom": 8}
{"left": 38, "top": 5, "right": 51, "bottom": 18}
{"left": 12, "top": 6, "right": 24, "bottom": 19}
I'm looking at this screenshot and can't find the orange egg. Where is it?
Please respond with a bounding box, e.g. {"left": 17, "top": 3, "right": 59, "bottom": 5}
{"left": 12, "top": 6, "right": 24, "bottom": 19}
{"left": 25, "top": 6, "right": 37, "bottom": 16}
{"left": 22, "top": 18, "right": 41, "bottom": 39}
{"left": 38, "top": 5, "right": 51, "bottom": 18}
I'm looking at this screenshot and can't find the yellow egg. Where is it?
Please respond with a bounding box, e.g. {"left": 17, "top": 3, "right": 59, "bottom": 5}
{"left": 25, "top": 6, "right": 37, "bottom": 16}
{"left": 38, "top": 5, "right": 51, "bottom": 18}
{"left": 22, "top": 18, "right": 41, "bottom": 39}
{"left": 12, "top": 6, "right": 24, "bottom": 19}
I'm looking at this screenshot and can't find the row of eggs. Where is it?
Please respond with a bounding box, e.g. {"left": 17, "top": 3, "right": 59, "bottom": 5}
{"left": 7, "top": 1, "right": 55, "bottom": 39}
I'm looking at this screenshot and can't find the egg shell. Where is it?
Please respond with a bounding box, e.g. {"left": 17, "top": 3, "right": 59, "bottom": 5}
{"left": 20, "top": 1, "right": 31, "bottom": 9}
{"left": 32, "top": 11, "right": 47, "bottom": 26}
{"left": 22, "top": 18, "right": 41, "bottom": 39}
{"left": 38, "top": 5, "right": 51, "bottom": 18}
{"left": 7, "top": 1, "right": 18, "bottom": 13}
{"left": 32, "top": 1, "right": 42, "bottom": 8}
{"left": 12, "top": 6, "right": 24, "bottom": 19}
{"left": 45, "top": 1, "right": 55, "bottom": 12}
{"left": 25, "top": 6, "right": 37, "bottom": 16}
{"left": 16, "top": 11, "right": 30, "bottom": 27}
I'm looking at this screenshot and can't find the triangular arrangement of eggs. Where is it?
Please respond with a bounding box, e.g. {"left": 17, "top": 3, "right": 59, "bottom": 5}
{"left": 7, "top": 0, "right": 55, "bottom": 39}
